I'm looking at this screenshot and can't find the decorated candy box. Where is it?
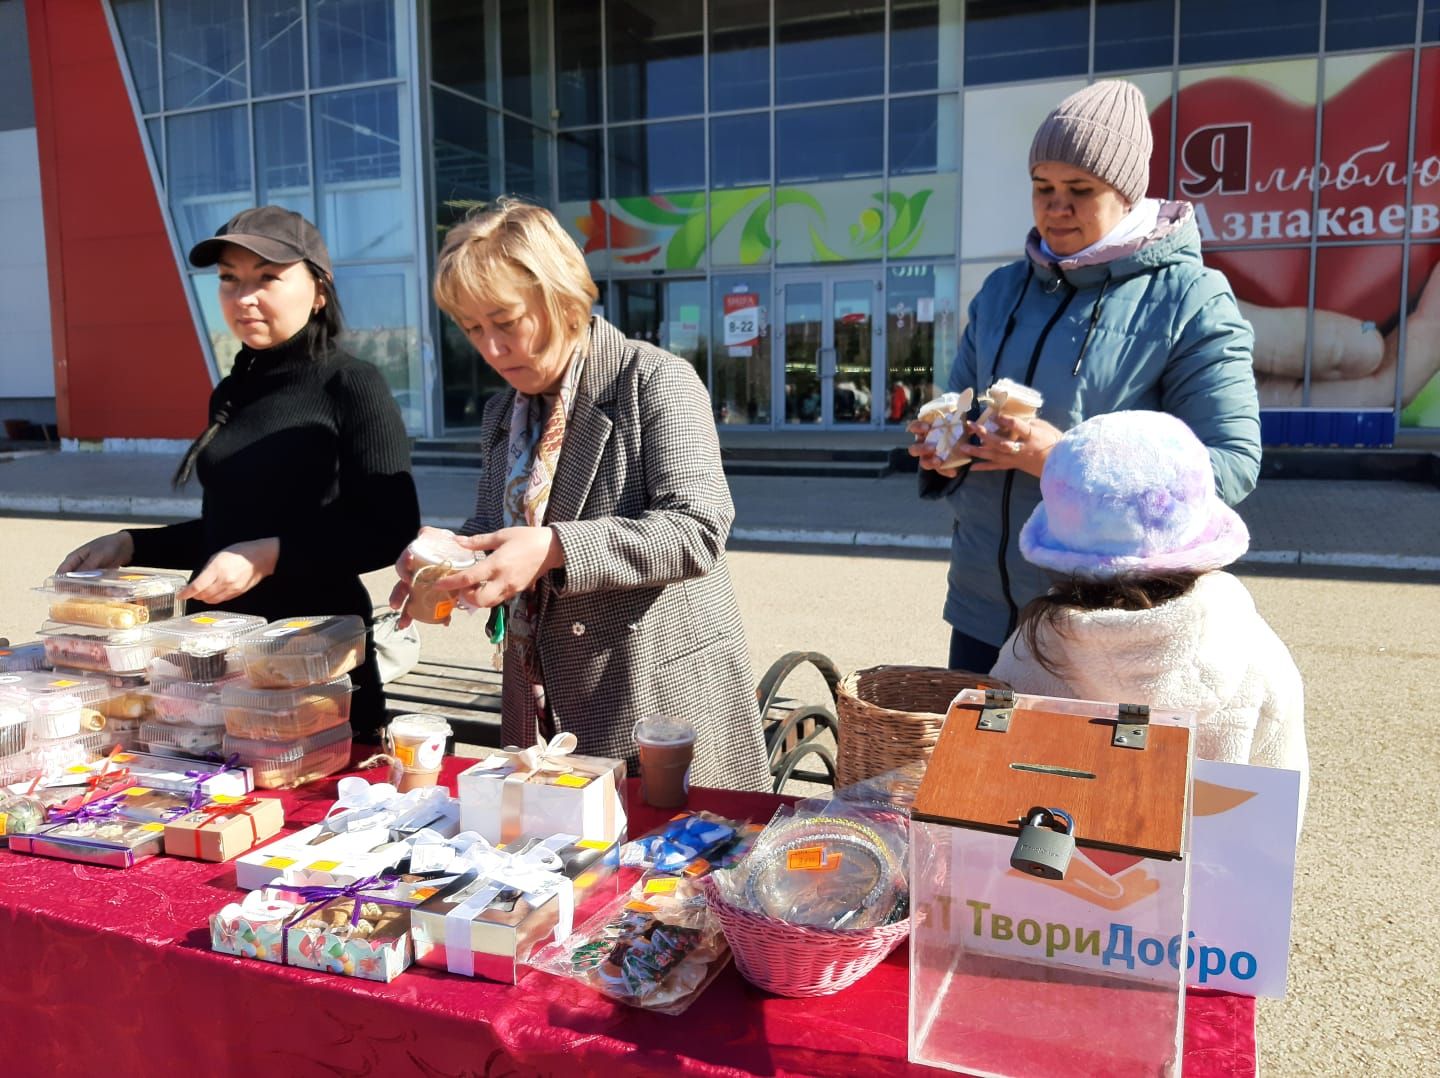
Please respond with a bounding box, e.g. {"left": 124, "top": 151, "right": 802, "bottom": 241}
{"left": 37, "top": 621, "right": 154, "bottom": 675}
{"left": 164, "top": 793, "right": 285, "bottom": 861}
{"left": 220, "top": 676, "right": 353, "bottom": 741}
{"left": 7, "top": 794, "right": 167, "bottom": 867}
{"left": 457, "top": 733, "right": 627, "bottom": 846}
{"left": 407, "top": 830, "right": 619, "bottom": 983}
{"left": 211, "top": 873, "right": 474, "bottom": 982}
{"left": 110, "top": 784, "right": 200, "bottom": 823}
{"left": 239, "top": 615, "right": 365, "bottom": 690}
{"left": 75, "top": 750, "right": 254, "bottom": 799}
{"left": 223, "top": 722, "right": 353, "bottom": 789}
{"left": 37, "top": 568, "right": 187, "bottom": 628}
{"left": 321, "top": 777, "right": 460, "bottom": 842}
{"left": 235, "top": 820, "right": 409, "bottom": 891}
{"left": 144, "top": 611, "right": 266, "bottom": 681}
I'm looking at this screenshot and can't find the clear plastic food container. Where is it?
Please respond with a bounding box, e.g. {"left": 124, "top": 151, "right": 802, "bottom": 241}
{"left": 38, "top": 621, "right": 154, "bottom": 675}
{"left": 145, "top": 676, "right": 236, "bottom": 726}
{"left": 239, "top": 615, "right": 366, "bottom": 689}
{"left": 0, "top": 671, "right": 111, "bottom": 742}
{"left": 223, "top": 722, "right": 353, "bottom": 789}
{"left": 0, "top": 641, "right": 47, "bottom": 673}
{"left": 145, "top": 612, "right": 267, "bottom": 681}
{"left": 37, "top": 568, "right": 187, "bottom": 623}
{"left": 99, "top": 715, "right": 144, "bottom": 752}
{"left": 140, "top": 719, "right": 225, "bottom": 758}
{"left": 3, "top": 730, "right": 107, "bottom": 784}
{"left": 71, "top": 672, "right": 155, "bottom": 722}
{"left": 220, "top": 675, "right": 353, "bottom": 740}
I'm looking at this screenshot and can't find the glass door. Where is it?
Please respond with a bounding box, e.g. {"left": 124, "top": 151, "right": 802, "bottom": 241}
{"left": 777, "top": 270, "right": 882, "bottom": 427}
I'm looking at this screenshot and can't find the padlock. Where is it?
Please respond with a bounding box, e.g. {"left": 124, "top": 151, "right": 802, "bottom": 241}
{"left": 1010, "top": 807, "right": 1075, "bottom": 880}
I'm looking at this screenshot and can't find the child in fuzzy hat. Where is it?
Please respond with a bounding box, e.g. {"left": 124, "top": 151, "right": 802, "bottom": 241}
{"left": 992, "top": 410, "right": 1308, "bottom": 826}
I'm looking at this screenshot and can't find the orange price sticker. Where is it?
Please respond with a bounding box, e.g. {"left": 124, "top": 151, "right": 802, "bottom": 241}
{"left": 682, "top": 858, "right": 711, "bottom": 878}
{"left": 408, "top": 887, "right": 439, "bottom": 902}
{"left": 393, "top": 745, "right": 416, "bottom": 767}
{"left": 625, "top": 900, "right": 658, "bottom": 914}
{"left": 786, "top": 845, "right": 826, "bottom": 872}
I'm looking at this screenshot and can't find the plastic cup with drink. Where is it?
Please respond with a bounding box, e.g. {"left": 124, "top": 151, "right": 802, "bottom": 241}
{"left": 383, "top": 714, "right": 452, "bottom": 792}
{"left": 633, "top": 714, "right": 697, "bottom": 809}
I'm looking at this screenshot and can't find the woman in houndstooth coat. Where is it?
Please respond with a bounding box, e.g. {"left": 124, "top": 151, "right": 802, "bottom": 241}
{"left": 393, "top": 199, "right": 772, "bottom": 792}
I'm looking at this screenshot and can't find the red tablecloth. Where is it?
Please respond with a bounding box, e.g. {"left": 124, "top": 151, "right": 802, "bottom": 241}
{"left": 0, "top": 755, "right": 1256, "bottom": 1077}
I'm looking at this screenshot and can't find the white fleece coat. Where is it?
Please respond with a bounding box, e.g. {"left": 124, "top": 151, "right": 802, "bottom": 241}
{"left": 992, "top": 572, "right": 1309, "bottom": 824}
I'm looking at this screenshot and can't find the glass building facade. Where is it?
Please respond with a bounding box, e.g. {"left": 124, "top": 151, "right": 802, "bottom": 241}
{"left": 105, "top": 1, "right": 1440, "bottom": 436}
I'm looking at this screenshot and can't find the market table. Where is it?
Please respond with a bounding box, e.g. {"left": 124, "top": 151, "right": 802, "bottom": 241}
{"left": 0, "top": 753, "right": 1256, "bottom": 1077}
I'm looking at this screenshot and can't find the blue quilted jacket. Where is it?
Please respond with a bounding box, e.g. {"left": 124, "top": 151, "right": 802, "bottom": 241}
{"left": 926, "top": 201, "right": 1261, "bottom": 646}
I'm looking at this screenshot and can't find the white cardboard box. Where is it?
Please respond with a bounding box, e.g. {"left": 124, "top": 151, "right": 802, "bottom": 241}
{"left": 457, "top": 752, "right": 627, "bottom": 845}
{"left": 234, "top": 822, "right": 408, "bottom": 890}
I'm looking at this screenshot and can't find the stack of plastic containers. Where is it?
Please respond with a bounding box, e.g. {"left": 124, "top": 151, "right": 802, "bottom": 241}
{"left": 140, "top": 612, "right": 269, "bottom": 759}
{"left": 222, "top": 615, "right": 363, "bottom": 788}
{"left": 18, "top": 569, "right": 188, "bottom": 777}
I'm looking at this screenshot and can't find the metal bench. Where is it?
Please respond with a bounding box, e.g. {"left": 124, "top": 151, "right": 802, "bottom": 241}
{"left": 384, "top": 650, "right": 840, "bottom": 795}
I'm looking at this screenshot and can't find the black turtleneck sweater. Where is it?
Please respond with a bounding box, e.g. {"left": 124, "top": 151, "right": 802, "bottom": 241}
{"left": 127, "top": 330, "right": 420, "bottom": 732}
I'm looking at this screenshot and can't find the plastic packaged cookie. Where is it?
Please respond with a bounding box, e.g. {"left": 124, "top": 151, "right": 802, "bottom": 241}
{"left": 145, "top": 612, "right": 267, "bottom": 682}
{"left": 220, "top": 676, "right": 353, "bottom": 740}
{"left": 239, "top": 615, "right": 366, "bottom": 689}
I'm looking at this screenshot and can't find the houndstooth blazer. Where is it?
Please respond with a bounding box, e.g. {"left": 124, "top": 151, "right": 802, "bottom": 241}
{"left": 461, "top": 316, "right": 772, "bottom": 792}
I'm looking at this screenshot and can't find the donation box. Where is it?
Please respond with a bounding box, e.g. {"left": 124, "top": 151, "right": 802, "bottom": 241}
{"left": 908, "top": 689, "right": 1195, "bottom": 1078}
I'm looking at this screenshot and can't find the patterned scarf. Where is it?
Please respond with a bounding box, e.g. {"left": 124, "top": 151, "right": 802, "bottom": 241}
{"left": 500, "top": 337, "right": 588, "bottom": 730}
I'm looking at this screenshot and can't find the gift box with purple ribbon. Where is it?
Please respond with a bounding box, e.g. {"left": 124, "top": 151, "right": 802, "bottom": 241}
{"left": 6, "top": 791, "right": 167, "bottom": 867}
{"left": 210, "top": 871, "right": 474, "bottom": 982}
{"left": 86, "top": 751, "right": 253, "bottom": 799}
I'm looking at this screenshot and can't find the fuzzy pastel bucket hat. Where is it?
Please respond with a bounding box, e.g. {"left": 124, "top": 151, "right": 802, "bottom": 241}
{"left": 1020, "top": 411, "right": 1249, "bottom": 578}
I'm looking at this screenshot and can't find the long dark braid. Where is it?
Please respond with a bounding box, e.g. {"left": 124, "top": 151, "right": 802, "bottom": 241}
{"left": 172, "top": 260, "right": 344, "bottom": 488}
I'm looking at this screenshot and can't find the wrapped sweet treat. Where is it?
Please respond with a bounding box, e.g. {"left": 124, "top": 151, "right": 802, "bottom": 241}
{"left": 320, "top": 776, "right": 458, "bottom": 841}
{"left": 400, "top": 531, "right": 478, "bottom": 625}
{"left": 234, "top": 820, "right": 408, "bottom": 891}
{"left": 529, "top": 875, "right": 730, "bottom": 1015}
{"left": 38, "top": 568, "right": 186, "bottom": 622}
{"left": 917, "top": 389, "right": 976, "bottom": 471}
{"left": 976, "top": 376, "right": 1043, "bottom": 434}
{"left": 7, "top": 794, "right": 167, "bottom": 867}
{"left": 111, "top": 784, "right": 200, "bottom": 823}
{"left": 0, "top": 671, "right": 111, "bottom": 743}
{"left": 0, "top": 791, "right": 46, "bottom": 842}
{"left": 81, "top": 750, "right": 253, "bottom": 799}
{"left": 37, "top": 621, "right": 153, "bottom": 675}
{"left": 457, "top": 732, "right": 626, "bottom": 845}
{"left": 407, "top": 831, "right": 617, "bottom": 982}
{"left": 141, "top": 718, "right": 225, "bottom": 759}
{"left": 220, "top": 676, "right": 352, "bottom": 740}
{"left": 223, "top": 722, "right": 353, "bottom": 789}
{"left": 145, "top": 612, "right": 266, "bottom": 682}
{"left": 211, "top": 874, "right": 473, "bottom": 982}
{"left": 239, "top": 615, "right": 365, "bottom": 690}
{"left": 622, "top": 812, "right": 747, "bottom": 875}
{"left": 0, "top": 641, "right": 47, "bottom": 674}
{"left": 708, "top": 804, "right": 909, "bottom": 931}
{"left": 164, "top": 793, "right": 285, "bottom": 861}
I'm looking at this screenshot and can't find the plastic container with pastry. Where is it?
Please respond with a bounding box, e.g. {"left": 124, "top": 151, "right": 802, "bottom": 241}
{"left": 37, "top": 621, "right": 154, "bottom": 675}
{"left": 219, "top": 675, "right": 353, "bottom": 740}
{"left": 0, "top": 670, "right": 111, "bottom": 743}
{"left": 37, "top": 568, "right": 187, "bottom": 623}
{"left": 0, "top": 641, "right": 47, "bottom": 674}
{"left": 223, "top": 722, "right": 353, "bottom": 789}
{"left": 144, "top": 611, "right": 267, "bottom": 682}
{"left": 144, "top": 675, "right": 238, "bottom": 726}
{"left": 238, "top": 615, "right": 366, "bottom": 689}
{"left": 140, "top": 718, "right": 226, "bottom": 758}
{"left": 50, "top": 670, "right": 156, "bottom": 723}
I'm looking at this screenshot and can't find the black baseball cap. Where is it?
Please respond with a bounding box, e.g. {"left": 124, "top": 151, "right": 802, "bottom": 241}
{"left": 188, "top": 205, "right": 332, "bottom": 276}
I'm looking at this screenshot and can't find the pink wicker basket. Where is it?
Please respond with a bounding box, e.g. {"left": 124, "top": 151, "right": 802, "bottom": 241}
{"left": 700, "top": 875, "right": 909, "bottom": 997}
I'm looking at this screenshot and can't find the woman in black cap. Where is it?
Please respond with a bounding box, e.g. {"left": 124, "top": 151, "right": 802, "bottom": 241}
{"left": 58, "top": 206, "right": 420, "bottom": 736}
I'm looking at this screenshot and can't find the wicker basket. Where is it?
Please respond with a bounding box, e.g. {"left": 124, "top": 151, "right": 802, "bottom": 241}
{"left": 700, "top": 876, "right": 909, "bottom": 997}
{"left": 835, "top": 665, "right": 1010, "bottom": 788}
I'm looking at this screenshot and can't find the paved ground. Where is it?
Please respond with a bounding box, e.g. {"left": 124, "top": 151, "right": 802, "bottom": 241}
{"left": 1, "top": 445, "right": 1436, "bottom": 569}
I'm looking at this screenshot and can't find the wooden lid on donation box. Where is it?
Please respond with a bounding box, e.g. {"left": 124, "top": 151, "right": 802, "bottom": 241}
{"left": 912, "top": 689, "right": 1194, "bottom": 860}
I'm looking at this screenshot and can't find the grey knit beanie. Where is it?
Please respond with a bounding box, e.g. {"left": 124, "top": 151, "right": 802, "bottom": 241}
{"left": 1029, "top": 80, "right": 1153, "bottom": 205}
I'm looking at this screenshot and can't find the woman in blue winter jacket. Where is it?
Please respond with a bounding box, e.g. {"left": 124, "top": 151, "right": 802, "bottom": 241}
{"left": 911, "top": 79, "right": 1262, "bottom": 673}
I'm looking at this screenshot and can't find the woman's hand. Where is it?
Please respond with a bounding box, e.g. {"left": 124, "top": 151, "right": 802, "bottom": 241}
{"left": 180, "top": 538, "right": 278, "bottom": 604}
{"left": 966, "top": 414, "right": 1061, "bottom": 478}
{"left": 436, "top": 527, "right": 565, "bottom": 609}
{"left": 57, "top": 531, "right": 135, "bottom": 573}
